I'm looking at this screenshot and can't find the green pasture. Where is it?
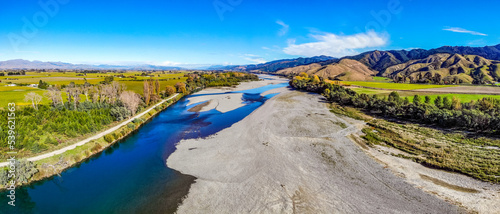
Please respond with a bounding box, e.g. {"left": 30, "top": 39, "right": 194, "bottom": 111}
{"left": 342, "top": 81, "right": 457, "bottom": 90}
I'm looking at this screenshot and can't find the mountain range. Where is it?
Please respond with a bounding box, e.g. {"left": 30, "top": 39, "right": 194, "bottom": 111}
{"left": 247, "top": 44, "right": 500, "bottom": 83}
{"left": 3, "top": 44, "right": 500, "bottom": 84}
{"left": 0, "top": 59, "right": 184, "bottom": 70}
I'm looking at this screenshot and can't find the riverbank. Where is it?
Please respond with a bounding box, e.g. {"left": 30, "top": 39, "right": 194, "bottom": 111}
{"left": 0, "top": 94, "right": 179, "bottom": 168}
{"left": 186, "top": 74, "right": 288, "bottom": 113}
{"left": 0, "top": 93, "right": 183, "bottom": 190}
{"left": 167, "top": 89, "right": 465, "bottom": 213}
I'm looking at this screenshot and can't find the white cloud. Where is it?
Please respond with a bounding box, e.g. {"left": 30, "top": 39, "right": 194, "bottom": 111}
{"left": 158, "top": 61, "right": 182, "bottom": 66}
{"left": 242, "top": 54, "right": 267, "bottom": 64}
{"left": 283, "top": 31, "right": 388, "bottom": 57}
{"left": 276, "top": 20, "right": 289, "bottom": 36}
{"left": 443, "top": 27, "right": 487, "bottom": 36}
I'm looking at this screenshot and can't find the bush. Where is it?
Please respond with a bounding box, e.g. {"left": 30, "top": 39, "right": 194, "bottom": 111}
{"left": 44, "top": 136, "right": 58, "bottom": 146}
{"left": 14, "top": 160, "right": 38, "bottom": 183}
{"left": 90, "top": 143, "right": 102, "bottom": 153}
{"left": 30, "top": 143, "right": 48, "bottom": 154}
{"left": 0, "top": 169, "right": 8, "bottom": 186}
{"left": 104, "top": 134, "right": 114, "bottom": 143}
{"left": 127, "top": 123, "right": 135, "bottom": 129}
{"left": 113, "top": 132, "right": 122, "bottom": 139}
{"left": 110, "top": 106, "right": 131, "bottom": 121}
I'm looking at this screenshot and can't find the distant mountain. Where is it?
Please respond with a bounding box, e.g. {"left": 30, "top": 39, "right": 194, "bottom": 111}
{"left": 0, "top": 59, "right": 184, "bottom": 70}
{"left": 220, "top": 56, "right": 335, "bottom": 72}
{"left": 345, "top": 44, "right": 500, "bottom": 72}
{"left": 382, "top": 53, "right": 500, "bottom": 84}
{"left": 268, "top": 44, "right": 500, "bottom": 83}
{"left": 277, "top": 59, "right": 376, "bottom": 81}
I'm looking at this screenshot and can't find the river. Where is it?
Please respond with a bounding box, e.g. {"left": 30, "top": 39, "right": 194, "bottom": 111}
{"left": 0, "top": 80, "right": 288, "bottom": 214}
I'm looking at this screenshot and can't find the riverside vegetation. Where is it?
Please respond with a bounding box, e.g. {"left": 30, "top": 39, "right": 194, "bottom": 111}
{"left": 291, "top": 72, "right": 500, "bottom": 183}
{"left": 0, "top": 71, "right": 258, "bottom": 189}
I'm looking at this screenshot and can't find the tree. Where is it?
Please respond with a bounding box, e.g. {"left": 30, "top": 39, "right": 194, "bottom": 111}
{"left": 175, "top": 82, "right": 187, "bottom": 94}
{"left": 155, "top": 79, "right": 160, "bottom": 95}
{"left": 143, "top": 81, "right": 151, "bottom": 105}
{"left": 72, "top": 87, "right": 81, "bottom": 109}
{"left": 413, "top": 95, "right": 421, "bottom": 105}
{"left": 165, "top": 85, "right": 176, "bottom": 97}
{"left": 434, "top": 73, "right": 442, "bottom": 84}
{"left": 388, "top": 91, "right": 401, "bottom": 103}
{"left": 451, "top": 96, "right": 462, "bottom": 110}
{"left": 424, "top": 96, "right": 432, "bottom": 104}
{"left": 299, "top": 72, "right": 308, "bottom": 78}
{"left": 82, "top": 85, "right": 91, "bottom": 101}
{"left": 312, "top": 75, "right": 320, "bottom": 84}
{"left": 104, "top": 76, "right": 114, "bottom": 84}
{"left": 110, "top": 81, "right": 126, "bottom": 104}
{"left": 38, "top": 80, "right": 49, "bottom": 89}
{"left": 44, "top": 87, "right": 62, "bottom": 106}
{"left": 403, "top": 97, "right": 410, "bottom": 105}
{"left": 24, "top": 92, "right": 42, "bottom": 110}
{"left": 120, "top": 91, "right": 141, "bottom": 115}
{"left": 443, "top": 97, "right": 452, "bottom": 110}
{"left": 434, "top": 96, "right": 443, "bottom": 108}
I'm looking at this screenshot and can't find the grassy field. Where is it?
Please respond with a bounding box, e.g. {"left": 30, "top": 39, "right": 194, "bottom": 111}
{"left": 350, "top": 88, "right": 391, "bottom": 95}
{"left": 343, "top": 81, "right": 457, "bottom": 90}
{"left": 328, "top": 105, "right": 500, "bottom": 183}
{"left": 362, "top": 119, "right": 500, "bottom": 183}
{"left": 404, "top": 93, "right": 500, "bottom": 103}
{"left": 119, "top": 77, "right": 187, "bottom": 94}
{"left": 350, "top": 87, "right": 500, "bottom": 103}
{"left": 0, "top": 87, "right": 50, "bottom": 106}
{"left": 371, "top": 76, "right": 392, "bottom": 82}
{"left": 0, "top": 71, "right": 187, "bottom": 107}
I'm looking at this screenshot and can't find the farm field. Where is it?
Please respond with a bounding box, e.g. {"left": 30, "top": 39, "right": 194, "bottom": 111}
{"left": 350, "top": 87, "right": 500, "bottom": 103}
{"left": 404, "top": 93, "right": 500, "bottom": 103}
{"left": 371, "top": 76, "right": 392, "bottom": 82}
{"left": 342, "top": 81, "right": 457, "bottom": 90}
{"left": 0, "top": 71, "right": 187, "bottom": 107}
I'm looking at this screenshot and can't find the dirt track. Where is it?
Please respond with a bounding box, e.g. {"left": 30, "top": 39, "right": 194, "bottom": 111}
{"left": 167, "top": 89, "right": 464, "bottom": 213}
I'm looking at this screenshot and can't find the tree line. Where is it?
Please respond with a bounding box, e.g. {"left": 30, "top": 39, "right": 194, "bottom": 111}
{"left": 0, "top": 71, "right": 258, "bottom": 154}
{"left": 291, "top": 73, "right": 500, "bottom": 134}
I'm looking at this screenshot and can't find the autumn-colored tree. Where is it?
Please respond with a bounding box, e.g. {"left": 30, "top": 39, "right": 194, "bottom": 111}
{"left": 165, "top": 85, "right": 176, "bottom": 97}
{"left": 175, "top": 82, "right": 187, "bottom": 94}
{"left": 143, "top": 80, "right": 151, "bottom": 105}
{"left": 155, "top": 79, "right": 160, "bottom": 95}
{"left": 120, "top": 91, "right": 141, "bottom": 115}
{"left": 312, "top": 75, "right": 320, "bottom": 84}
{"left": 451, "top": 96, "right": 462, "bottom": 110}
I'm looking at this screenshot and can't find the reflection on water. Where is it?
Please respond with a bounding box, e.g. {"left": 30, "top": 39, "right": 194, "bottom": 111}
{"left": 0, "top": 80, "right": 286, "bottom": 214}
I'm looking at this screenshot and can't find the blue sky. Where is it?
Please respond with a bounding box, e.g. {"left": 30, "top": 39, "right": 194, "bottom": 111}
{"left": 0, "top": 0, "right": 499, "bottom": 67}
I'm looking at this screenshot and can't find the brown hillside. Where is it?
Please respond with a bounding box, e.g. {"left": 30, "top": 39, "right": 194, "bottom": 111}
{"left": 382, "top": 53, "right": 500, "bottom": 84}
{"left": 277, "top": 59, "right": 376, "bottom": 81}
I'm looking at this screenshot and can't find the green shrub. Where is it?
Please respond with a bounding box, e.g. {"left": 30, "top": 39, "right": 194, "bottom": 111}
{"left": 30, "top": 143, "right": 48, "bottom": 154}
{"left": 0, "top": 169, "right": 8, "bottom": 186}
{"left": 104, "top": 134, "right": 114, "bottom": 143}
{"left": 14, "top": 160, "right": 38, "bottom": 183}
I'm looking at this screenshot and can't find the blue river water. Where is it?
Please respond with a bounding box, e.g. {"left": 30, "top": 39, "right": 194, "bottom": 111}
{"left": 0, "top": 82, "right": 288, "bottom": 214}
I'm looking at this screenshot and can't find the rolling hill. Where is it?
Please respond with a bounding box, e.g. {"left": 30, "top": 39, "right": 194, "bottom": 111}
{"left": 381, "top": 53, "right": 500, "bottom": 84}
{"left": 276, "top": 59, "right": 376, "bottom": 81}
{"left": 345, "top": 44, "right": 500, "bottom": 72}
